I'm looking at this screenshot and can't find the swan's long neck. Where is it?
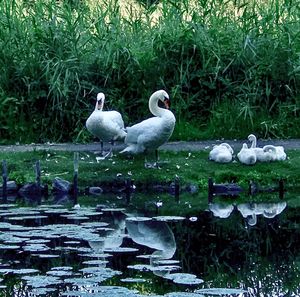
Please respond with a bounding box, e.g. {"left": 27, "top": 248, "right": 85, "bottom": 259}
{"left": 149, "top": 94, "right": 168, "bottom": 117}
{"left": 249, "top": 135, "right": 257, "bottom": 148}
{"left": 263, "top": 145, "right": 276, "bottom": 153}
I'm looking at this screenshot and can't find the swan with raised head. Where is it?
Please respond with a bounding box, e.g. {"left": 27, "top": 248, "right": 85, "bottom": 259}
{"left": 86, "top": 92, "right": 126, "bottom": 155}
{"left": 248, "top": 134, "right": 274, "bottom": 162}
{"left": 120, "top": 90, "right": 176, "bottom": 167}
{"left": 263, "top": 144, "right": 287, "bottom": 161}
{"left": 209, "top": 143, "right": 233, "bottom": 163}
{"left": 237, "top": 143, "right": 257, "bottom": 165}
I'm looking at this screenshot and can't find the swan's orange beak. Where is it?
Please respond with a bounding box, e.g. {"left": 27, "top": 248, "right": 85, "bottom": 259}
{"left": 164, "top": 98, "right": 170, "bottom": 109}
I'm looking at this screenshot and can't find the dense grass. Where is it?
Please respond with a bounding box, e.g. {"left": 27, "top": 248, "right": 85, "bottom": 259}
{"left": 1, "top": 148, "right": 300, "bottom": 215}
{"left": 1, "top": 149, "right": 300, "bottom": 197}
{"left": 0, "top": 0, "right": 300, "bottom": 143}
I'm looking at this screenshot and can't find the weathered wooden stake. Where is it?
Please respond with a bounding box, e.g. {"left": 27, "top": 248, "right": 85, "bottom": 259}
{"left": 2, "top": 160, "right": 7, "bottom": 201}
{"left": 174, "top": 175, "right": 180, "bottom": 202}
{"left": 73, "top": 152, "right": 79, "bottom": 203}
{"left": 208, "top": 177, "right": 243, "bottom": 203}
{"left": 35, "top": 161, "right": 41, "bottom": 187}
{"left": 125, "top": 178, "right": 132, "bottom": 205}
{"left": 35, "top": 160, "right": 42, "bottom": 202}
{"left": 208, "top": 178, "right": 214, "bottom": 203}
{"left": 248, "top": 179, "right": 285, "bottom": 199}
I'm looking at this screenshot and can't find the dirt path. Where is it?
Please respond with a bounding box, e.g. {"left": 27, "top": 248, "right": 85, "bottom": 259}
{"left": 0, "top": 139, "right": 300, "bottom": 153}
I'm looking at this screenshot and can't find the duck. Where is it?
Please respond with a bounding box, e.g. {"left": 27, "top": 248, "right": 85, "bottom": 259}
{"left": 248, "top": 134, "right": 274, "bottom": 162}
{"left": 209, "top": 143, "right": 233, "bottom": 163}
{"left": 120, "top": 90, "right": 176, "bottom": 167}
{"left": 262, "top": 144, "right": 287, "bottom": 161}
{"left": 86, "top": 92, "right": 126, "bottom": 154}
{"left": 237, "top": 143, "right": 257, "bottom": 165}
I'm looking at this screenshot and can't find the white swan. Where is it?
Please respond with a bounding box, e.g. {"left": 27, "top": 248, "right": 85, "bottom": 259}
{"left": 86, "top": 93, "right": 126, "bottom": 154}
{"left": 237, "top": 143, "right": 257, "bottom": 165}
{"left": 209, "top": 143, "right": 233, "bottom": 163}
{"left": 263, "top": 144, "right": 287, "bottom": 161}
{"left": 248, "top": 134, "right": 274, "bottom": 162}
{"left": 120, "top": 90, "right": 176, "bottom": 166}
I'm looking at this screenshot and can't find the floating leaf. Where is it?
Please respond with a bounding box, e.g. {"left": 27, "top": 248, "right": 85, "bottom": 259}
{"left": 164, "top": 273, "right": 204, "bottom": 285}
{"left": 195, "top": 288, "right": 247, "bottom": 295}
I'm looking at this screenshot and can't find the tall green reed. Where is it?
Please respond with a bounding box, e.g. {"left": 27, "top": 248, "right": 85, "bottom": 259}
{"left": 0, "top": 0, "right": 300, "bottom": 143}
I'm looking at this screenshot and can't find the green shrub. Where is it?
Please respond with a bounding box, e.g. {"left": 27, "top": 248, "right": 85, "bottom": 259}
{"left": 0, "top": 0, "right": 299, "bottom": 143}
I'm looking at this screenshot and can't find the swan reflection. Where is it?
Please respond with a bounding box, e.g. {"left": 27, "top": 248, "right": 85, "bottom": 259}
{"left": 237, "top": 202, "right": 287, "bottom": 226}
{"left": 209, "top": 202, "right": 287, "bottom": 226}
{"left": 126, "top": 218, "right": 177, "bottom": 277}
{"left": 208, "top": 203, "right": 234, "bottom": 218}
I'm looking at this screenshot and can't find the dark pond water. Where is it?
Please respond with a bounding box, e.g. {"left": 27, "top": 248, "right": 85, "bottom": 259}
{"left": 0, "top": 193, "right": 299, "bottom": 297}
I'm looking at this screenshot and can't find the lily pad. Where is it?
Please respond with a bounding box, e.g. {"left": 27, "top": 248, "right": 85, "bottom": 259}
{"left": 125, "top": 217, "right": 152, "bottom": 222}
{"left": 22, "top": 275, "right": 63, "bottom": 287}
{"left": 103, "top": 247, "right": 139, "bottom": 253}
{"left": 164, "top": 273, "right": 204, "bottom": 285}
{"left": 152, "top": 216, "right": 185, "bottom": 222}
{"left": 195, "top": 288, "right": 247, "bottom": 295}
{"left": 120, "top": 277, "right": 148, "bottom": 283}
{"left": 30, "top": 287, "right": 57, "bottom": 295}
{"left": 165, "top": 293, "right": 205, "bottom": 297}
{"left": 82, "top": 260, "right": 109, "bottom": 266}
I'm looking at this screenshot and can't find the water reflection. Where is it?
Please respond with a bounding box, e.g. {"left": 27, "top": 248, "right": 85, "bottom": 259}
{"left": 0, "top": 193, "right": 297, "bottom": 296}
{"left": 126, "top": 218, "right": 176, "bottom": 277}
{"left": 208, "top": 203, "right": 234, "bottom": 218}
{"left": 209, "top": 202, "right": 287, "bottom": 226}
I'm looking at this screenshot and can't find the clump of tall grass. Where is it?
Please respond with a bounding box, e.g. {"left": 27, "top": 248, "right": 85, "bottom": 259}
{"left": 0, "top": 0, "right": 300, "bottom": 144}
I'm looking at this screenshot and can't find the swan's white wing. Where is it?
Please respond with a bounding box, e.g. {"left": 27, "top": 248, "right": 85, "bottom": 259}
{"left": 125, "top": 116, "right": 174, "bottom": 149}
{"left": 86, "top": 110, "right": 126, "bottom": 141}
{"left": 125, "top": 117, "right": 161, "bottom": 143}
{"left": 103, "top": 111, "right": 125, "bottom": 129}
{"left": 100, "top": 111, "right": 126, "bottom": 141}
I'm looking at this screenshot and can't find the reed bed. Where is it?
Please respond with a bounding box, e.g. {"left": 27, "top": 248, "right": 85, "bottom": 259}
{"left": 0, "top": 0, "right": 299, "bottom": 143}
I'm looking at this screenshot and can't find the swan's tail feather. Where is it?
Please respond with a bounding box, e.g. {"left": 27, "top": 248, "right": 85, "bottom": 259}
{"left": 119, "top": 144, "right": 145, "bottom": 155}
{"left": 115, "top": 129, "right": 127, "bottom": 141}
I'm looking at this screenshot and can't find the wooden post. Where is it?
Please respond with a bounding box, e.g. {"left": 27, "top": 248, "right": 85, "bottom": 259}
{"left": 125, "top": 178, "right": 132, "bottom": 205}
{"left": 208, "top": 178, "right": 214, "bottom": 203}
{"left": 73, "top": 152, "right": 79, "bottom": 204}
{"left": 35, "top": 160, "right": 41, "bottom": 203}
{"left": 2, "top": 160, "right": 7, "bottom": 201}
{"left": 174, "top": 175, "right": 180, "bottom": 202}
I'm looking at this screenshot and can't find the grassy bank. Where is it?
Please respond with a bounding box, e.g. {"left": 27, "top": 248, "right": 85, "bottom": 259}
{"left": 1, "top": 149, "right": 299, "bottom": 202}
{"left": 0, "top": 0, "right": 300, "bottom": 144}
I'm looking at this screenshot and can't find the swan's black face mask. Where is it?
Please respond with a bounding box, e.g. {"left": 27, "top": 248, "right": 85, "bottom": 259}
{"left": 163, "top": 98, "right": 170, "bottom": 109}
{"left": 96, "top": 99, "right": 103, "bottom": 110}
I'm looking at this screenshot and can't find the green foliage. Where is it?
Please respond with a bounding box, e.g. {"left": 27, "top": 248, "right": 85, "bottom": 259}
{"left": 0, "top": 0, "right": 300, "bottom": 143}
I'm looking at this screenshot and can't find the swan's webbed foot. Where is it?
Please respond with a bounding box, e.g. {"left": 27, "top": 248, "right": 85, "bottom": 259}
{"left": 144, "top": 150, "right": 164, "bottom": 169}
{"left": 144, "top": 161, "right": 161, "bottom": 169}
{"left": 95, "top": 147, "right": 113, "bottom": 162}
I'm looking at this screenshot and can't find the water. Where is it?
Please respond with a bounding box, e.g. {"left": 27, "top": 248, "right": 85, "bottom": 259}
{"left": 0, "top": 193, "right": 298, "bottom": 297}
